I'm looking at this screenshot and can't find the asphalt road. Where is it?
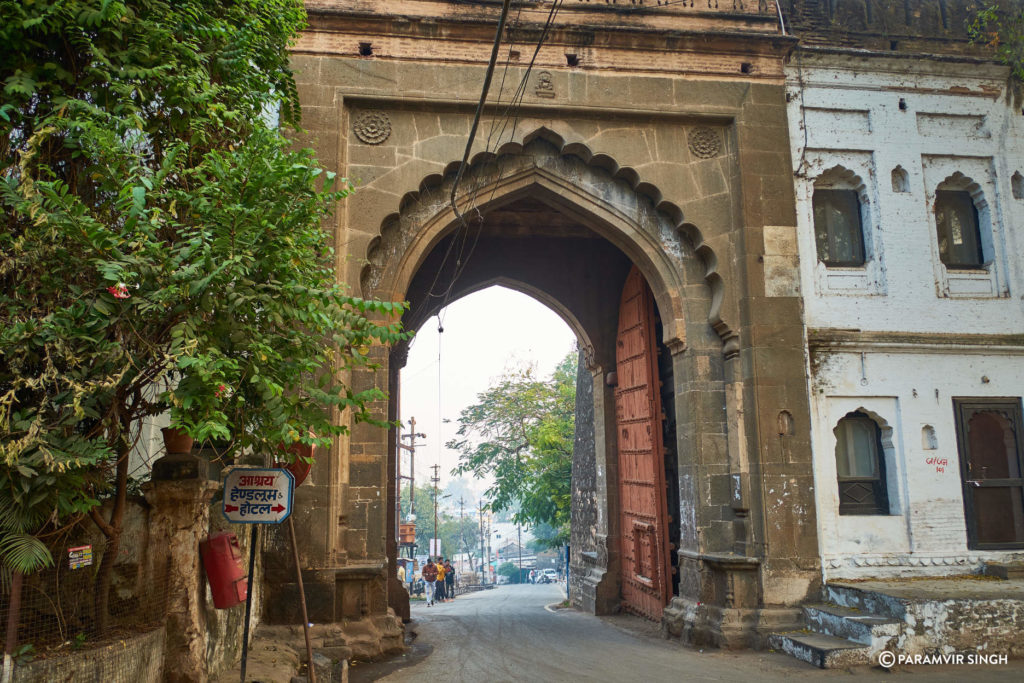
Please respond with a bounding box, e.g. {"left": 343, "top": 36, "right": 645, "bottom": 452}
{"left": 360, "top": 583, "right": 1024, "bottom": 683}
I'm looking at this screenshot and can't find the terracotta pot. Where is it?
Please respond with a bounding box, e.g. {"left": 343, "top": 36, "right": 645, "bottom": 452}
{"left": 273, "top": 441, "right": 314, "bottom": 487}
{"left": 161, "top": 426, "right": 194, "bottom": 454}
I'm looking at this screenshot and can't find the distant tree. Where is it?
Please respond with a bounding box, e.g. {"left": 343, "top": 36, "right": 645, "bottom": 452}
{"left": 449, "top": 352, "right": 576, "bottom": 547}
{"left": 526, "top": 522, "right": 565, "bottom": 551}
{"left": 497, "top": 561, "right": 523, "bottom": 584}
{"left": 0, "top": 0, "right": 405, "bottom": 632}
{"left": 399, "top": 483, "right": 479, "bottom": 564}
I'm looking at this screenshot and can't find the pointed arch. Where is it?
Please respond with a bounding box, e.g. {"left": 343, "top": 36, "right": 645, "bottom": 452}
{"left": 360, "top": 129, "right": 737, "bottom": 353}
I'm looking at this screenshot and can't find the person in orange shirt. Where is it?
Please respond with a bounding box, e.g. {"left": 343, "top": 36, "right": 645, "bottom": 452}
{"left": 435, "top": 557, "right": 447, "bottom": 602}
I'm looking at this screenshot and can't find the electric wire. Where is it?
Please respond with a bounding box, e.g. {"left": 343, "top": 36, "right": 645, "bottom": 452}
{"left": 435, "top": 0, "right": 564, "bottom": 329}
{"left": 448, "top": 0, "right": 515, "bottom": 227}
{"left": 419, "top": 0, "right": 515, "bottom": 307}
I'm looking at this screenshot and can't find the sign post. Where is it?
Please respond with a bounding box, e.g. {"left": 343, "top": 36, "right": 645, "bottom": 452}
{"left": 223, "top": 468, "right": 294, "bottom": 524}
{"left": 224, "top": 468, "right": 295, "bottom": 683}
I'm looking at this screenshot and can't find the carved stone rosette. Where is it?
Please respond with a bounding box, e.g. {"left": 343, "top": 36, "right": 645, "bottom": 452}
{"left": 353, "top": 111, "right": 392, "bottom": 145}
{"left": 688, "top": 127, "right": 721, "bottom": 159}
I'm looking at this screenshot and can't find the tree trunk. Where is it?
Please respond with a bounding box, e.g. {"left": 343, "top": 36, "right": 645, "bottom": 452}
{"left": 92, "top": 437, "right": 130, "bottom": 634}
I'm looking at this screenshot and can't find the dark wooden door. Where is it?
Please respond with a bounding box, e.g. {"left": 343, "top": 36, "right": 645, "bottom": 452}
{"left": 954, "top": 399, "right": 1024, "bottom": 549}
{"left": 615, "top": 266, "right": 671, "bottom": 620}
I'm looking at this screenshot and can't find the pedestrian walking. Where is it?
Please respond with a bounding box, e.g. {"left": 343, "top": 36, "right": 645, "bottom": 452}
{"left": 422, "top": 558, "right": 438, "bottom": 606}
{"left": 435, "top": 557, "right": 447, "bottom": 602}
{"left": 444, "top": 559, "right": 455, "bottom": 600}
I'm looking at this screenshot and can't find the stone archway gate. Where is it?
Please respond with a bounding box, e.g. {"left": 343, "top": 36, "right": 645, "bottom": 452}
{"left": 263, "top": 0, "right": 821, "bottom": 653}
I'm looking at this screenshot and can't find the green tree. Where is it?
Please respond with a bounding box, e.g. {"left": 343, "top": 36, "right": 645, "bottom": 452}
{"left": 968, "top": 1, "right": 1024, "bottom": 102}
{"left": 399, "top": 483, "right": 480, "bottom": 564}
{"left": 0, "top": 0, "right": 405, "bottom": 631}
{"left": 449, "top": 352, "right": 576, "bottom": 547}
{"left": 497, "top": 561, "right": 523, "bottom": 584}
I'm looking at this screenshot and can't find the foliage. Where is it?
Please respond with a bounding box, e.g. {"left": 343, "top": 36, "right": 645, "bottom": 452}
{"left": 497, "top": 561, "right": 524, "bottom": 584}
{"left": 526, "top": 521, "right": 566, "bottom": 551}
{"left": 968, "top": 1, "right": 1024, "bottom": 102}
{"left": 399, "top": 482, "right": 480, "bottom": 562}
{"left": 0, "top": 0, "right": 406, "bottom": 581}
{"left": 449, "top": 352, "right": 576, "bottom": 546}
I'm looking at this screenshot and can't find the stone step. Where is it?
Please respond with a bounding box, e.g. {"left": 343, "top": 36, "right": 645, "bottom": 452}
{"left": 982, "top": 561, "right": 1024, "bottom": 580}
{"left": 803, "top": 603, "right": 900, "bottom": 647}
{"left": 768, "top": 632, "right": 872, "bottom": 669}
{"left": 824, "top": 583, "right": 907, "bottom": 621}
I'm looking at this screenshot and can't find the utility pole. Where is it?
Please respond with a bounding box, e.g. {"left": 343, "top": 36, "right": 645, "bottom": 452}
{"left": 517, "top": 521, "right": 523, "bottom": 584}
{"left": 458, "top": 496, "right": 466, "bottom": 570}
{"left": 430, "top": 463, "right": 440, "bottom": 558}
{"left": 479, "top": 501, "right": 486, "bottom": 585}
{"left": 486, "top": 513, "right": 492, "bottom": 585}
{"left": 398, "top": 418, "right": 426, "bottom": 558}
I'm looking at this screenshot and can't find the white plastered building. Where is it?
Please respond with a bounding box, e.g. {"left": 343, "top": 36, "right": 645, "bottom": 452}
{"left": 786, "top": 50, "right": 1024, "bottom": 580}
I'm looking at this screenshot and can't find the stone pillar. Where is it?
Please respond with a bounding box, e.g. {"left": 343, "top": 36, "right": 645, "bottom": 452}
{"left": 144, "top": 479, "right": 219, "bottom": 683}
{"left": 386, "top": 346, "right": 411, "bottom": 622}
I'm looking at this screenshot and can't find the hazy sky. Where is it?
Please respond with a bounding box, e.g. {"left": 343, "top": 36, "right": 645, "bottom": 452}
{"left": 399, "top": 286, "right": 576, "bottom": 501}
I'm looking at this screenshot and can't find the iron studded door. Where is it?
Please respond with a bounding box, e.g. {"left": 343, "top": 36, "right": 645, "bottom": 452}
{"left": 615, "top": 266, "right": 672, "bottom": 620}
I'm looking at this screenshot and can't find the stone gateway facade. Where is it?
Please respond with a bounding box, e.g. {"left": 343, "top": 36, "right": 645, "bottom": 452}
{"left": 260, "top": 0, "right": 1024, "bottom": 656}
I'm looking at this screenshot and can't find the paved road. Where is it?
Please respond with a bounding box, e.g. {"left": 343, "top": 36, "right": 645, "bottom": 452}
{"left": 362, "top": 583, "right": 1023, "bottom": 683}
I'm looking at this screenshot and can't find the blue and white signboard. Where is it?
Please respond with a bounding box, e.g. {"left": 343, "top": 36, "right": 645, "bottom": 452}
{"left": 223, "top": 468, "right": 294, "bottom": 524}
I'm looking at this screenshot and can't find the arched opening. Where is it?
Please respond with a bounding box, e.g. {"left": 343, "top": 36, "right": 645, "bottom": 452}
{"left": 368, "top": 138, "right": 726, "bottom": 622}
{"left": 385, "top": 192, "right": 692, "bottom": 620}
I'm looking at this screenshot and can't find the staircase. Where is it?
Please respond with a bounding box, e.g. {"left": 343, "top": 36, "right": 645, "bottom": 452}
{"left": 768, "top": 587, "right": 900, "bottom": 668}
{"left": 769, "top": 572, "right": 1024, "bottom": 669}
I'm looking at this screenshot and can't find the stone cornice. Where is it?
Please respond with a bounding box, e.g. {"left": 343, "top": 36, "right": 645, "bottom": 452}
{"left": 301, "top": 1, "right": 795, "bottom": 77}
{"left": 808, "top": 329, "right": 1024, "bottom": 355}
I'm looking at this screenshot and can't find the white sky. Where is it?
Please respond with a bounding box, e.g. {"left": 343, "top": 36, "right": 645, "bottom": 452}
{"left": 399, "top": 286, "right": 576, "bottom": 502}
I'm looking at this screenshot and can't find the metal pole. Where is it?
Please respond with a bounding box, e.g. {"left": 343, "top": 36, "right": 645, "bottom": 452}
{"left": 479, "top": 501, "right": 485, "bottom": 585}
{"left": 430, "top": 464, "right": 440, "bottom": 557}
{"left": 240, "top": 525, "right": 258, "bottom": 683}
{"left": 517, "top": 523, "right": 523, "bottom": 584}
{"left": 409, "top": 417, "right": 417, "bottom": 516}
{"left": 458, "top": 497, "right": 465, "bottom": 582}
{"left": 289, "top": 517, "right": 316, "bottom": 683}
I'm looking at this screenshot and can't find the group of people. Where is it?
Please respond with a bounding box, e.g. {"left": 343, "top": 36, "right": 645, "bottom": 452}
{"left": 420, "top": 557, "right": 455, "bottom": 606}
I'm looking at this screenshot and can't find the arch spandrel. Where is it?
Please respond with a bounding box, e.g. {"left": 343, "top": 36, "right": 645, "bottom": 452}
{"left": 359, "top": 130, "right": 739, "bottom": 355}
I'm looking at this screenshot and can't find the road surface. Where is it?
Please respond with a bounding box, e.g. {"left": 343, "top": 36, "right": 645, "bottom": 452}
{"left": 357, "top": 583, "right": 1023, "bottom": 683}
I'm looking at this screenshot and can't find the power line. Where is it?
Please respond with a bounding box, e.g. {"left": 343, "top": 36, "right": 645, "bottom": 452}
{"left": 448, "top": 0, "right": 515, "bottom": 227}
{"left": 434, "top": 0, "right": 564, "bottom": 321}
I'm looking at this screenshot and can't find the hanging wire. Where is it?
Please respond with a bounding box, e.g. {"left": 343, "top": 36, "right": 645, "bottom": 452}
{"left": 434, "top": 0, "right": 565, "bottom": 330}
{"left": 436, "top": 315, "right": 444, "bottom": 476}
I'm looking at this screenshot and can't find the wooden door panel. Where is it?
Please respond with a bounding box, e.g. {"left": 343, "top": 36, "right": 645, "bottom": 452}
{"left": 955, "top": 399, "right": 1024, "bottom": 549}
{"left": 615, "top": 266, "right": 671, "bottom": 620}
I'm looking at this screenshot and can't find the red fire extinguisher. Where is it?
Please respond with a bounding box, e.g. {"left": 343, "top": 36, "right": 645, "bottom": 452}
{"left": 200, "top": 532, "right": 248, "bottom": 609}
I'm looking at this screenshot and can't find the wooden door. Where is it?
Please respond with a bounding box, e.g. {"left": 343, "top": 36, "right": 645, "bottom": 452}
{"left": 955, "top": 399, "right": 1024, "bottom": 549}
{"left": 615, "top": 266, "right": 672, "bottom": 620}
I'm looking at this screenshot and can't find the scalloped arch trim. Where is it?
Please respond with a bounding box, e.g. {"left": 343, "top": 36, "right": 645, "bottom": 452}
{"left": 360, "top": 126, "right": 737, "bottom": 351}
{"left": 814, "top": 164, "right": 869, "bottom": 202}
{"left": 937, "top": 171, "right": 987, "bottom": 209}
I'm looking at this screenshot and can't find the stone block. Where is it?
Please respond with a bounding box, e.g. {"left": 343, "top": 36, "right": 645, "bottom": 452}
{"left": 320, "top": 58, "right": 397, "bottom": 90}
{"left": 349, "top": 458, "right": 380, "bottom": 487}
